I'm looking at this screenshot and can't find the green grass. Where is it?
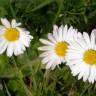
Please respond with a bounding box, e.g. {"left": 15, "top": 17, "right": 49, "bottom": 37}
{"left": 0, "top": 0, "right": 96, "bottom": 96}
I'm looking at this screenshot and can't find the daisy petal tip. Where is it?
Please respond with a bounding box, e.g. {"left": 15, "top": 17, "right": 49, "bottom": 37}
{"left": 1, "top": 18, "right": 3, "bottom": 21}
{"left": 1, "top": 18, "right": 10, "bottom": 27}
{"left": 60, "top": 24, "right": 64, "bottom": 28}
{"left": 92, "top": 29, "right": 96, "bottom": 35}
{"left": 53, "top": 25, "right": 58, "bottom": 30}
{"left": 7, "top": 54, "right": 12, "bottom": 57}
{"left": 1, "top": 18, "right": 5, "bottom": 21}
{"left": 39, "top": 39, "right": 45, "bottom": 44}
{"left": 39, "top": 39, "right": 43, "bottom": 42}
{"left": 30, "top": 36, "right": 33, "bottom": 39}
{"left": 38, "top": 47, "right": 41, "bottom": 50}
{"left": 92, "top": 29, "right": 96, "bottom": 32}
{"left": 46, "top": 66, "right": 50, "bottom": 69}
{"left": 18, "top": 22, "right": 22, "bottom": 26}
{"left": 48, "top": 33, "right": 52, "bottom": 35}
{"left": 53, "top": 24, "right": 57, "bottom": 28}
{"left": 64, "top": 24, "right": 68, "bottom": 28}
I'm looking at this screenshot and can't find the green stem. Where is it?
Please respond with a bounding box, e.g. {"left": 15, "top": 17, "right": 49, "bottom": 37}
{"left": 12, "top": 57, "right": 33, "bottom": 96}
{"left": 66, "top": 11, "right": 84, "bottom": 15}
{"left": 8, "top": 0, "right": 17, "bottom": 19}
{"left": 53, "top": 0, "right": 63, "bottom": 24}
{"left": 79, "top": 84, "right": 91, "bottom": 96}
{"left": 26, "top": 0, "right": 55, "bottom": 13}
{"left": 4, "top": 81, "right": 11, "bottom": 96}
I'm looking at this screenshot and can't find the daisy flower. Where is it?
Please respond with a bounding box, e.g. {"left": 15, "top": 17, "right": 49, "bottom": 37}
{"left": 0, "top": 18, "right": 33, "bottom": 57}
{"left": 66, "top": 30, "right": 96, "bottom": 83}
{"left": 38, "top": 25, "right": 78, "bottom": 69}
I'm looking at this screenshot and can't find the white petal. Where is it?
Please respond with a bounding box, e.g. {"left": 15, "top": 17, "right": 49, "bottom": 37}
{"left": 42, "top": 56, "right": 51, "bottom": 64}
{"left": 58, "top": 25, "right": 63, "bottom": 41}
{"left": 82, "top": 64, "right": 90, "bottom": 82}
{"left": 66, "top": 49, "right": 79, "bottom": 54}
{"left": 66, "top": 59, "right": 83, "bottom": 66}
{"left": 11, "top": 19, "right": 21, "bottom": 27}
{"left": 67, "top": 45, "right": 83, "bottom": 53}
{"left": 48, "top": 33, "right": 56, "bottom": 43}
{"left": 38, "top": 46, "right": 54, "bottom": 51}
{"left": 13, "top": 42, "right": 23, "bottom": 56}
{"left": 71, "top": 64, "right": 81, "bottom": 76}
{"left": 46, "top": 59, "right": 55, "bottom": 69}
{"left": 1, "top": 18, "right": 10, "bottom": 28}
{"left": 66, "top": 53, "right": 83, "bottom": 59}
{"left": 91, "top": 30, "right": 95, "bottom": 49}
{"left": 66, "top": 26, "right": 73, "bottom": 41}
{"left": 75, "top": 38, "right": 88, "bottom": 50}
{"left": 77, "top": 32, "right": 83, "bottom": 39}
{"left": 17, "top": 29, "right": 32, "bottom": 48}
{"left": 20, "top": 35, "right": 30, "bottom": 47}
{"left": 88, "top": 65, "right": 96, "bottom": 83}
{"left": 83, "top": 32, "right": 91, "bottom": 48}
{"left": 0, "top": 40, "right": 8, "bottom": 53}
{"left": 72, "top": 29, "right": 78, "bottom": 41}
{"left": 53, "top": 25, "right": 59, "bottom": 41}
{"left": 70, "top": 41, "right": 85, "bottom": 52}
{"left": 39, "top": 39, "right": 54, "bottom": 46}
{"left": 51, "top": 58, "right": 61, "bottom": 69}
{"left": 53, "top": 25, "right": 58, "bottom": 33}
{"left": 13, "top": 43, "right": 18, "bottom": 55}
{"left": 62, "top": 25, "right": 68, "bottom": 41}
{"left": 40, "top": 51, "right": 53, "bottom": 57}
{"left": 66, "top": 55, "right": 82, "bottom": 60}
{"left": 7, "top": 43, "right": 14, "bottom": 57}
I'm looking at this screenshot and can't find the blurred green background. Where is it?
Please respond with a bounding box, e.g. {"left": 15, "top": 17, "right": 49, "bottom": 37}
{"left": 0, "top": 0, "right": 96, "bottom": 96}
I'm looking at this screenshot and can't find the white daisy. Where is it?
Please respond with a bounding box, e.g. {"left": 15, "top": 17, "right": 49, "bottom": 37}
{"left": 38, "top": 25, "right": 78, "bottom": 69}
{"left": 0, "top": 18, "right": 33, "bottom": 57}
{"left": 66, "top": 29, "right": 96, "bottom": 83}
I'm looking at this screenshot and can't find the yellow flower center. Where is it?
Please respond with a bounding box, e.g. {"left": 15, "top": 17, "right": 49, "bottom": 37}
{"left": 83, "top": 49, "right": 96, "bottom": 64}
{"left": 4, "top": 28, "right": 20, "bottom": 42}
{"left": 55, "top": 42, "right": 68, "bottom": 57}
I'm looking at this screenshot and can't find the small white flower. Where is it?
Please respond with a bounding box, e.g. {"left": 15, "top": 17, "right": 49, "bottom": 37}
{"left": 66, "top": 29, "right": 96, "bottom": 83}
{"left": 0, "top": 18, "right": 33, "bottom": 57}
{"left": 38, "top": 25, "right": 78, "bottom": 69}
